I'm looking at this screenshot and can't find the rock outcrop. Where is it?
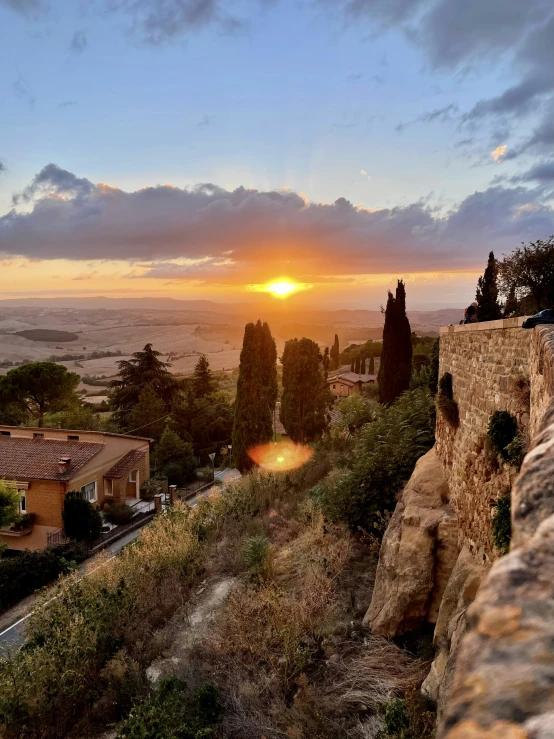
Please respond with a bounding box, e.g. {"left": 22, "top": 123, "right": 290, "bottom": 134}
{"left": 364, "top": 447, "right": 459, "bottom": 636}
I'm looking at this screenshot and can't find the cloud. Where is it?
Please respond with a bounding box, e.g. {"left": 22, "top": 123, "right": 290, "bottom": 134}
{"left": 73, "top": 271, "right": 98, "bottom": 281}
{"left": 13, "top": 70, "right": 35, "bottom": 108}
{"left": 0, "top": 161, "right": 6, "bottom": 175}
{"left": 504, "top": 112, "right": 554, "bottom": 160}
{"left": 360, "top": 169, "right": 371, "bottom": 180}
{"left": 491, "top": 145, "right": 508, "bottom": 163}
{"left": 58, "top": 100, "right": 77, "bottom": 108}
{"left": 396, "top": 103, "right": 458, "bottom": 132}
{"left": 453, "top": 138, "right": 475, "bottom": 148}
{"left": 0, "top": 0, "right": 46, "bottom": 17}
{"left": 462, "top": 74, "right": 552, "bottom": 123}
{"left": 1, "top": 164, "right": 554, "bottom": 279}
{"left": 510, "top": 161, "right": 554, "bottom": 183}
{"left": 197, "top": 114, "right": 210, "bottom": 127}
{"left": 69, "top": 29, "right": 87, "bottom": 55}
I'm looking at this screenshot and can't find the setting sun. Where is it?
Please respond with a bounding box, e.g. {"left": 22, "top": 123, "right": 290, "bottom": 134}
{"left": 247, "top": 278, "right": 311, "bottom": 299}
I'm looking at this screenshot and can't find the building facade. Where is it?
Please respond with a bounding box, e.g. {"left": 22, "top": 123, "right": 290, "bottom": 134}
{"left": 327, "top": 372, "right": 376, "bottom": 398}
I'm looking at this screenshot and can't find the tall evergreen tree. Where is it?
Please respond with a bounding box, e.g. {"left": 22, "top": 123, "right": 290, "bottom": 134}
{"left": 192, "top": 355, "right": 215, "bottom": 399}
{"left": 360, "top": 357, "right": 366, "bottom": 374}
{"left": 280, "top": 338, "right": 330, "bottom": 444}
{"left": 476, "top": 251, "right": 502, "bottom": 321}
{"left": 322, "top": 347, "right": 330, "bottom": 380}
{"left": 111, "top": 344, "right": 178, "bottom": 428}
{"left": 350, "top": 360, "right": 355, "bottom": 372}
{"left": 355, "top": 355, "right": 361, "bottom": 374}
{"left": 378, "top": 280, "right": 413, "bottom": 405}
{"left": 233, "top": 320, "right": 278, "bottom": 472}
{"left": 368, "top": 354, "right": 375, "bottom": 374}
{"left": 330, "top": 334, "right": 340, "bottom": 370}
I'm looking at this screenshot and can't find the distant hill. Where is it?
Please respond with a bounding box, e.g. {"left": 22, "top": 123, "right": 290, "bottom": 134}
{"left": 14, "top": 329, "right": 80, "bottom": 343}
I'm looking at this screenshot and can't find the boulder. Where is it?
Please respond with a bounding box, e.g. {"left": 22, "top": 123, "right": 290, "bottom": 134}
{"left": 364, "top": 447, "right": 459, "bottom": 636}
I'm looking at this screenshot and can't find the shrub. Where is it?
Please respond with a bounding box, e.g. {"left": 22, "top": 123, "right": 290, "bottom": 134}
{"left": 504, "top": 433, "right": 527, "bottom": 470}
{"left": 491, "top": 490, "right": 511, "bottom": 555}
{"left": 105, "top": 503, "right": 134, "bottom": 526}
{"left": 63, "top": 490, "right": 102, "bottom": 541}
{"left": 0, "top": 541, "right": 87, "bottom": 613}
{"left": 436, "top": 372, "right": 459, "bottom": 427}
{"left": 116, "top": 678, "right": 222, "bottom": 738}
{"left": 242, "top": 534, "right": 272, "bottom": 580}
{"left": 0, "top": 480, "right": 20, "bottom": 529}
{"left": 140, "top": 476, "right": 164, "bottom": 499}
{"left": 487, "top": 410, "right": 518, "bottom": 461}
{"left": 321, "top": 388, "right": 435, "bottom": 533}
{"left": 380, "top": 698, "right": 409, "bottom": 735}
{"left": 163, "top": 458, "right": 197, "bottom": 486}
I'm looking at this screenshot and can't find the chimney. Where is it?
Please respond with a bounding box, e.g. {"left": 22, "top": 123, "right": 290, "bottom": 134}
{"left": 58, "top": 457, "right": 71, "bottom": 474}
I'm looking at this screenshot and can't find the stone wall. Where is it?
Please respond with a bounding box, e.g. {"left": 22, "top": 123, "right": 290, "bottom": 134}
{"left": 437, "top": 318, "right": 531, "bottom": 562}
{"left": 440, "top": 325, "right": 554, "bottom": 737}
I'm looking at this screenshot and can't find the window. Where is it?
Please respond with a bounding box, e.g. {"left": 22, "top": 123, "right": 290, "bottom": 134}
{"left": 81, "top": 481, "right": 97, "bottom": 503}
{"left": 129, "top": 470, "right": 137, "bottom": 483}
{"left": 332, "top": 384, "right": 336, "bottom": 389}
{"left": 19, "top": 492, "right": 26, "bottom": 514}
{"left": 68, "top": 435, "right": 79, "bottom": 441}
{"left": 33, "top": 432, "right": 44, "bottom": 439}
{"left": 1, "top": 431, "right": 10, "bottom": 436}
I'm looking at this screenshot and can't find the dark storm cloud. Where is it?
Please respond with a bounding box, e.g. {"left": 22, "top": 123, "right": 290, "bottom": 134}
{"left": 1, "top": 165, "right": 553, "bottom": 276}
{"left": 462, "top": 75, "right": 552, "bottom": 123}
{"left": 69, "top": 29, "right": 87, "bottom": 55}
{"left": 504, "top": 113, "right": 554, "bottom": 161}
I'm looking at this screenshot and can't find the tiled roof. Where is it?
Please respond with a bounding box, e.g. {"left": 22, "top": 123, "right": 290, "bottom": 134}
{"left": 104, "top": 449, "right": 145, "bottom": 479}
{"left": 0, "top": 437, "right": 103, "bottom": 481}
{"left": 328, "top": 372, "right": 377, "bottom": 385}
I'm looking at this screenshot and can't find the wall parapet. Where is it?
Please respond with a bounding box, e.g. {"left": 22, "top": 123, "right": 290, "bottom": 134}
{"left": 440, "top": 317, "right": 528, "bottom": 335}
{"left": 440, "top": 326, "right": 554, "bottom": 737}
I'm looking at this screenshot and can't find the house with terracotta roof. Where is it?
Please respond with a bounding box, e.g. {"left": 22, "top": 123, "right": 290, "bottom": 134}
{"left": 0, "top": 426, "right": 151, "bottom": 551}
{"left": 327, "top": 372, "right": 376, "bottom": 398}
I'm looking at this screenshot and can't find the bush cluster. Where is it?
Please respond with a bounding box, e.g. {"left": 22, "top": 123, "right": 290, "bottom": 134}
{"left": 487, "top": 410, "right": 525, "bottom": 468}
{"left": 0, "top": 542, "right": 87, "bottom": 613}
{"left": 63, "top": 491, "right": 102, "bottom": 542}
{"left": 105, "top": 503, "right": 134, "bottom": 526}
{"left": 491, "top": 490, "right": 511, "bottom": 555}
{"left": 436, "top": 372, "right": 459, "bottom": 427}
{"left": 320, "top": 388, "right": 436, "bottom": 534}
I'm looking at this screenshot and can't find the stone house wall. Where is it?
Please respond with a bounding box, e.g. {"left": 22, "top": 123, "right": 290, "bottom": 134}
{"left": 436, "top": 318, "right": 531, "bottom": 563}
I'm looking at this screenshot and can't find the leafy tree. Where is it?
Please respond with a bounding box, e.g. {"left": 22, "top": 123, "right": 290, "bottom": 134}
{"left": 321, "top": 388, "right": 435, "bottom": 533}
{"left": 476, "top": 251, "right": 502, "bottom": 321}
{"left": 155, "top": 426, "right": 198, "bottom": 484}
{"left": 498, "top": 236, "right": 554, "bottom": 312}
{"left": 0, "top": 376, "right": 29, "bottom": 426}
{"left": 280, "top": 337, "right": 330, "bottom": 443}
{"left": 233, "top": 320, "right": 278, "bottom": 472}
{"left": 5, "top": 362, "right": 80, "bottom": 427}
{"left": 368, "top": 354, "right": 375, "bottom": 374}
{"left": 111, "top": 344, "right": 178, "bottom": 428}
{"left": 330, "top": 334, "right": 340, "bottom": 370}
{"left": 192, "top": 355, "right": 215, "bottom": 399}
{"left": 127, "top": 384, "right": 167, "bottom": 440}
{"left": 171, "top": 389, "right": 233, "bottom": 462}
{"left": 63, "top": 491, "right": 102, "bottom": 542}
{"left": 378, "top": 280, "right": 413, "bottom": 406}
{"left": 0, "top": 481, "right": 20, "bottom": 529}
{"left": 45, "top": 403, "right": 102, "bottom": 431}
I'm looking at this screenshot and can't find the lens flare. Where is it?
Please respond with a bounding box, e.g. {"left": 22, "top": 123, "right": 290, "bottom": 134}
{"left": 247, "top": 440, "right": 314, "bottom": 471}
{"left": 246, "top": 278, "right": 311, "bottom": 299}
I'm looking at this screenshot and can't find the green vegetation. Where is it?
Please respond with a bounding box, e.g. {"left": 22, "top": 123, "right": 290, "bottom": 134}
{"left": 233, "top": 320, "right": 278, "bottom": 472}
{"left": 155, "top": 426, "right": 198, "bottom": 484}
{"left": 117, "top": 679, "right": 222, "bottom": 739}
{"left": 336, "top": 393, "right": 377, "bottom": 431}
{"left": 476, "top": 251, "right": 502, "bottom": 322}
{"left": 0, "top": 481, "right": 21, "bottom": 529}
{"left": 242, "top": 534, "right": 272, "bottom": 581}
{"left": 14, "top": 329, "right": 79, "bottom": 343}
{"left": 105, "top": 503, "right": 134, "bottom": 526}
{"left": 320, "top": 387, "right": 435, "bottom": 533}
{"left": 63, "top": 491, "right": 102, "bottom": 542}
{"left": 192, "top": 354, "right": 215, "bottom": 398}
{"left": 0, "top": 542, "right": 87, "bottom": 613}
{"left": 491, "top": 490, "right": 511, "bottom": 555}
{"left": 378, "top": 281, "right": 413, "bottom": 406}
{"left": 487, "top": 410, "right": 518, "bottom": 462}
{"left": 330, "top": 333, "right": 340, "bottom": 370}
{"left": 436, "top": 372, "right": 459, "bottom": 427}
{"left": 499, "top": 235, "right": 554, "bottom": 314}
{"left": 1, "top": 362, "right": 80, "bottom": 427}
{"left": 280, "top": 337, "right": 331, "bottom": 443}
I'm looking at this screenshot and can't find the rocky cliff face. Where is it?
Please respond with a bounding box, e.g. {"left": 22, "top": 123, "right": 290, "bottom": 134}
{"left": 364, "top": 447, "right": 458, "bottom": 637}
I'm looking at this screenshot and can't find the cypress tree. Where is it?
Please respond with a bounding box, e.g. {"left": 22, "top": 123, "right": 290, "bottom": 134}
{"left": 360, "top": 357, "right": 366, "bottom": 374}
{"left": 330, "top": 334, "right": 340, "bottom": 370}
{"left": 355, "top": 355, "right": 361, "bottom": 374}
{"left": 280, "top": 338, "right": 329, "bottom": 443}
{"left": 476, "top": 251, "right": 502, "bottom": 322}
{"left": 233, "top": 320, "right": 278, "bottom": 472}
{"left": 192, "top": 354, "right": 215, "bottom": 399}
{"left": 378, "top": 280, "right": 413, "bottom": 405}
{"left": 323, "top": 347, "right": 330, "bottom": 380}
{"left": 368, "top": 354, "right": 375, "bottom": 374}
{"left": 350, "top": 360, "right": 355, "bottom": 372}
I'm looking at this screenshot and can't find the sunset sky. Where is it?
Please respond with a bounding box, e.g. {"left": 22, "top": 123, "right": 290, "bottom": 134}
{"left": 0, "top": 0, "right": 553, "bottom": 308}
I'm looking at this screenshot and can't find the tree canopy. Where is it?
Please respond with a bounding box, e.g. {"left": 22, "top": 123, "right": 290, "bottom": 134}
{"left": 378, "top": 280, "right": 413, "bottom": 406}
{"left": 280, "top": 337, "right": 330, "bottom": 444}
{"left": 330, "top": 334, "right": 340, "bottom": 370}
{"left": 232, "top": 320, "right": 278, "bottom": 472}
{"left": 498, "top": 236, "right": 554, "bottom": 313}
{"left": 0, "top": 481, "right": 21, "bottom": 529}
{"left": 3, "top": 362, "right": 80, "bottom": 427}
{"left": 110, "top": 344, "right": 178, "bottom": 428}
{"left": 476, "top": 251, "right": 502, "bottom": 321}
{"left": 192, "top": 355, "right": 215, "bottom": 399}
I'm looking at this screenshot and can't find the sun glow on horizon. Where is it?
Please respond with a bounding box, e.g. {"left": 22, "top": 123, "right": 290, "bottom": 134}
{"left": 247, "top": 278, "right": 311, "bottom": 299}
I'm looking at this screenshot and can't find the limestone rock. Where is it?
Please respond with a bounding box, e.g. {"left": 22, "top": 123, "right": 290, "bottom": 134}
{"left": 364, "top": 447, "right": 459, "bottom": 636}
